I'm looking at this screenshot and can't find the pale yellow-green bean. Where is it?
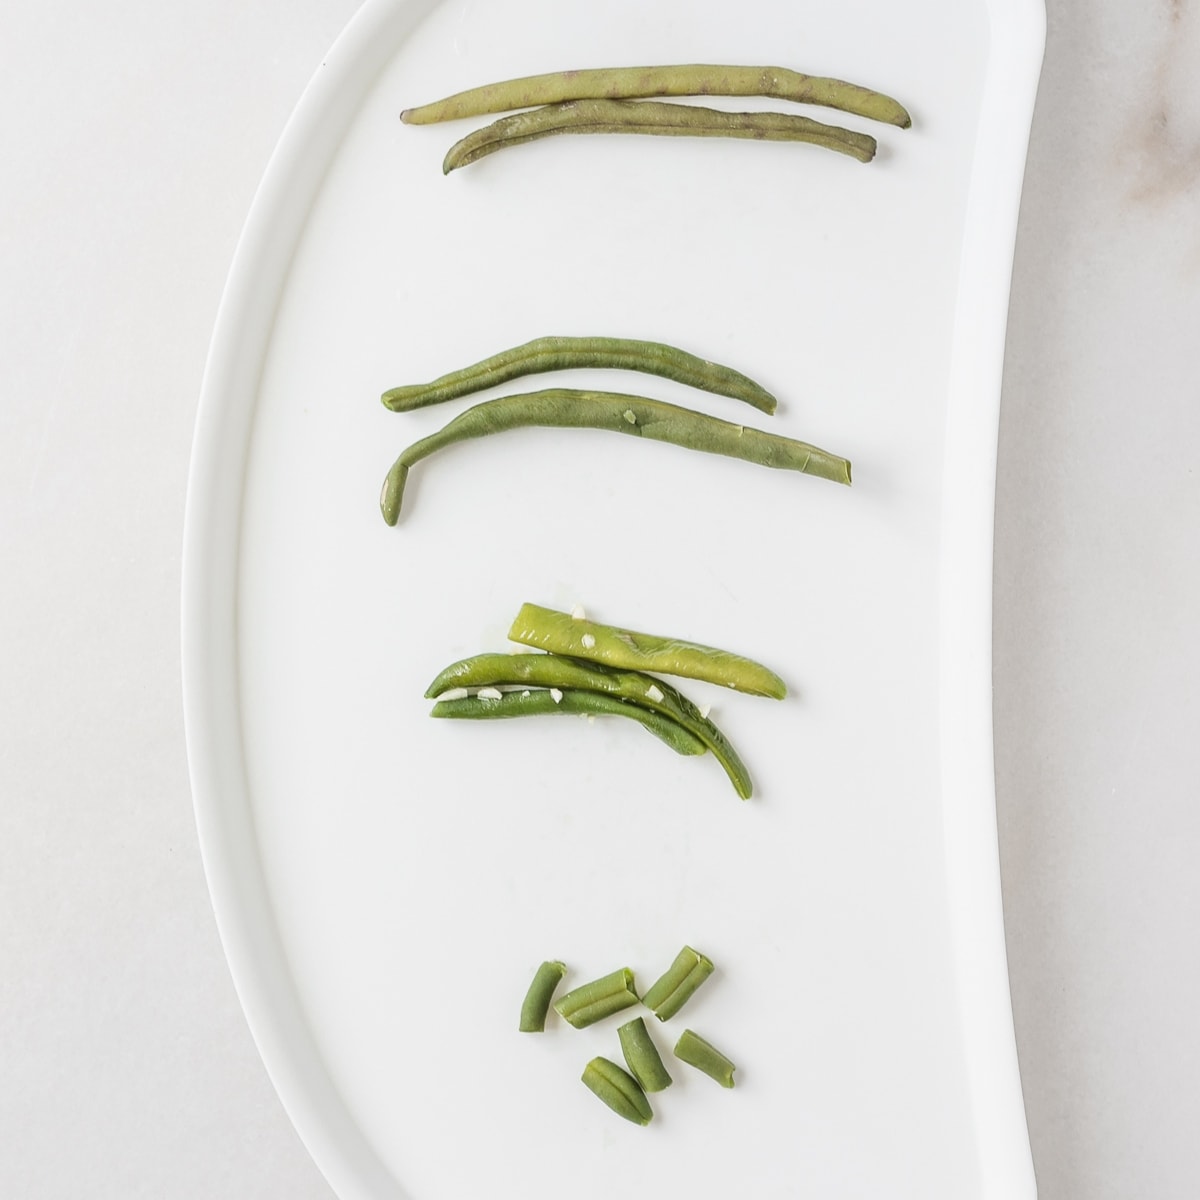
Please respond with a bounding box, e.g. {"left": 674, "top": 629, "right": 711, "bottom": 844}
{"left": 401, "top": 63, "right": 911, "bottom": 128}
{"left": 442, "top": 99, "right": 877, "bottom": 173}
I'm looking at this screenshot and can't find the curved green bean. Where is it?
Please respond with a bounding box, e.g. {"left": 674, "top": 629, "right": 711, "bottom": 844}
{"left": 581, "top": 1056, "right": 654, "bottom": 1126}
{"left": 508, "top": 602, "right": 786, "bottom": 699}
{"left": 424, "top": 652, "right": 754, "bottom": 799}
{"left": 641, "top": 945, "right": 715, "bottom": 1021}
{"left": 382, "top": 336, "right": 777, "bottom": 416}
{"left": 618, "top": 1017, "right": 673, "bottom": 1093}
{"left": 519, "top": 960, "right": 566, "bottom": 1032}
{"left": 430, "top": 686, "right": 706, "bottom": 756}
{"left": 554, "top": 968, "right": 640, "bottom": 1029}
{"left": 380, "top": 388, "right": 851, "bottom": 528}
{"left": 673, "top": 1029, "right": 736, "bottom": 1088}
{"left": 401, "top": 63, "right": 911, "bottom": 129}
{"left": 442, "top": 99, "right": 876, "bottom": 173}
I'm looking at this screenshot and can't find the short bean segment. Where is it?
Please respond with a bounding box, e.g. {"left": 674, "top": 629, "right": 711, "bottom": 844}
{"left": 400, "top": 63, "right": 912, "bottom": 129}
{"left": 442, "top": 99, "right": 877, "bottom": 173}
{"left": 424, "top": 652, "right": 754, "bottom": 799}
{"left": 618, "top": 1017, "right": 673, "bottom": 1093}
{"left": 673, "top": 1029, "right": 737, "bottom": 1088}
{"left": 430, "top": 686, "right": 706, "bottom": 756}
{"left": 642, "top": 945, "right": 715, "bottom": 1021}
{"left": 380, "top": 388, "right": 851, "bottom": 528}
{"left": 553, "top": 968, "right": 640, "bottom": 1029}
{"left": 519, "top": 960, "right": 567, "bottom": 1032}
{"left": 581, "top": 1057, "right": 654, "bottom": 1126}
{"left": 382, "top": 336, "right": 777, "bottom": 416}
{"left": 508, "top": 602, "right": 786, "bottom": 699}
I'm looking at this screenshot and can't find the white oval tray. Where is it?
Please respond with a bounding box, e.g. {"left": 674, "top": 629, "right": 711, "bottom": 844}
{"left": 183, "top": 2, "right": 1045, "bottom": 1196}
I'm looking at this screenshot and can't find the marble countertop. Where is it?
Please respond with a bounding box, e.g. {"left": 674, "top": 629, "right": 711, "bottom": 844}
{"left": 2, "top": 2, "right": 1196, "bottom": 1197}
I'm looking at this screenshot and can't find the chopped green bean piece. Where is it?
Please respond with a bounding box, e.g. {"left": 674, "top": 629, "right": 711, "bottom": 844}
{"left": 382, "top": 335, "right": 777, "bottom": 416}
{"left": 442, "top": 99, "right": 877, "bottom": 173}
{"left": 509, "top": 602, "right": 786, "bottom": 699}
{"left": 380, "top": 388, "right": 851, "bottom": 528}
{"left": 618, "top": 1017, "right": 673, "bottom": 1093}
{"left": 674, "top": 1029, "right": 736, "bottom": 1088}
{"left": 642, "top": 945, "right": 716, "bottom": 1021}
{"left": 581, "top": 1056, "right": 653, "bottom": 1126}
{"left": 553, "top": 968, "right": 639, "bottom": 1029}
{"left": 401, "top": 63, "right": 911, "bottom": 129}
{"left": 431, "top": 686, "right": 706, "bottom": 756}
{"left": 519, "top": 960, "right": 567, "bottom": 1032}
{"left": 424, "top": 652, "right": 754, "bottom": 799}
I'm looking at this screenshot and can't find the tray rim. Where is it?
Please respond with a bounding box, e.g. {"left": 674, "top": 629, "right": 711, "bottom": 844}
{"left": 181, "top": 3, "right": 1046, "bottom": 1197}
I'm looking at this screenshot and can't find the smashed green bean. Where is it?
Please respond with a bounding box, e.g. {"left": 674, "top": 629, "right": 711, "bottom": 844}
{"left": 642, "top": 946, "right": 715, "bottom": 1021}
{"left": 401, "top": 63, "right": 911, "bottom": 129}
{"left": 673, "top": 1029, "right": 736, "bottom": 1088}
{"left": 581, "top": 1056, "right": 654, "bottom": 1126}
{"left": 430, "top": 686, "right": 706, "bottom": 756}
{"left": 618, "top": 1017, "right": 673, "bottom": 1093}
{"left": 380, "top": 388, "right": 851, "bottom": 527}
{"left": 554, "top": 968, "right": 640, "bottom": 1029}
{"left": 442, "top": 99, "right": 876, "bottom": 173}
{"left": 519, "top": 960, "right": 566, "bottom": 1032}
{"left": 424, "top": 652, "right": 754, "bottom": 799}
{"left": 508, "top": 602, "right": 786, "bottom": 699}
{"left": 382, "top": 335, "right": 777, "bottom": 416}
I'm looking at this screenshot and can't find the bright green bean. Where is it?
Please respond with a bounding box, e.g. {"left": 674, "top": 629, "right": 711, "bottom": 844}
{"left": 641, "top": 945, "right": 715, "bottom": 1021}
{"left": 553, "top": 968, "right": 640, "bottom": 1029}
{"left": 380, "top": 388, "right": 851, "bottom": 527}
{"left": 519, "top": 960, "right": 566, "bottom": 1032}
{"left": 618, "top": 1017, "right": 673, "bottom": 1093}
{"left": 400, "top": 63, "right": 911, "bottom": 129}
{"left": 673, "top": 1029, "right": 736, "bottom": 1088}
{"left": 430, "top": 686, "right": 706, "bottom": 756}
{"left": 382, "top": 336, "right": 777, "bottom": 416}
{"left": 424, "top": 652, "right": 754, "bottom": 799}
{"left": 508, "top": 602, "right": 786, "bottom": 699}
{"left": 581, "top": 1056, "right": 654, "bottom": 1126}
{"left": 442, "top": 99, "right": 876, "bottom": 173}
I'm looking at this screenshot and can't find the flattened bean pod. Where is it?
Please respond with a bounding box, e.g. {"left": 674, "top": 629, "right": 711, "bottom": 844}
{"left": 508, "top": 602, "right": 786, "bottom": 699}
{"left": 430, "top": 686, "right": 706, "bottom": 756}
{"left": 442, "top": 99, "right": 877, "bottom": 173}
{"left": 424, "top": 652, "right": 754, "bottom": 799}
{"left": 380, "top": 388, "right": 851, "bottom": 528}
{"left": 581, "top": 1056, "right": 654, "bottom": 1126}
{"left": 401, "top": 63, "right": 912, "bottom": 129}
{"left": 382, "top": 335, "right": 777, "bottom": 415}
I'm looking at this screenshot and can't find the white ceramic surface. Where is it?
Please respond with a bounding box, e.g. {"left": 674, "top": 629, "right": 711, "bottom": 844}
{"left": 183, "top": 2, "right": 1044, "bottom": 1197}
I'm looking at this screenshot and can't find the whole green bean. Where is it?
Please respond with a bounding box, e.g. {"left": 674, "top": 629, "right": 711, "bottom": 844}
{"left": 508, "top": 602, "right": 786, "bottom": 699}
{"left": 641, "top": 945, "right": 715, "bottom": 1021}
{"left": 581, "top": 1056, "right": 654, "bottom": 1126}
{"left": 400, "top": 63, "right": 911, "bottom": 128}
{"left": 382, "top": 336, "right": 777, "bottom": 416}
{"left": 442, "top": 99, "right": 876, "bottom": 173}
{"left": 380, "top": 388, "right": 851, "bottom": 527}
{"left": 618, "top": 1017, "right": 673, "bottom": 1093}
{"left": 673, "top": 1029, "right": 736, "bottom": 1088}
{"left": 424, "top": 652, "right": 754, "bottom": 799}
{"left": 554, "top": 968, "right": 640, "bottom": 1029}
{"left": 430, "top": 686, "right": 706, "bottom": 756}
{"left": 519, "top": 960, "right": 566, "bottom": 1032}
